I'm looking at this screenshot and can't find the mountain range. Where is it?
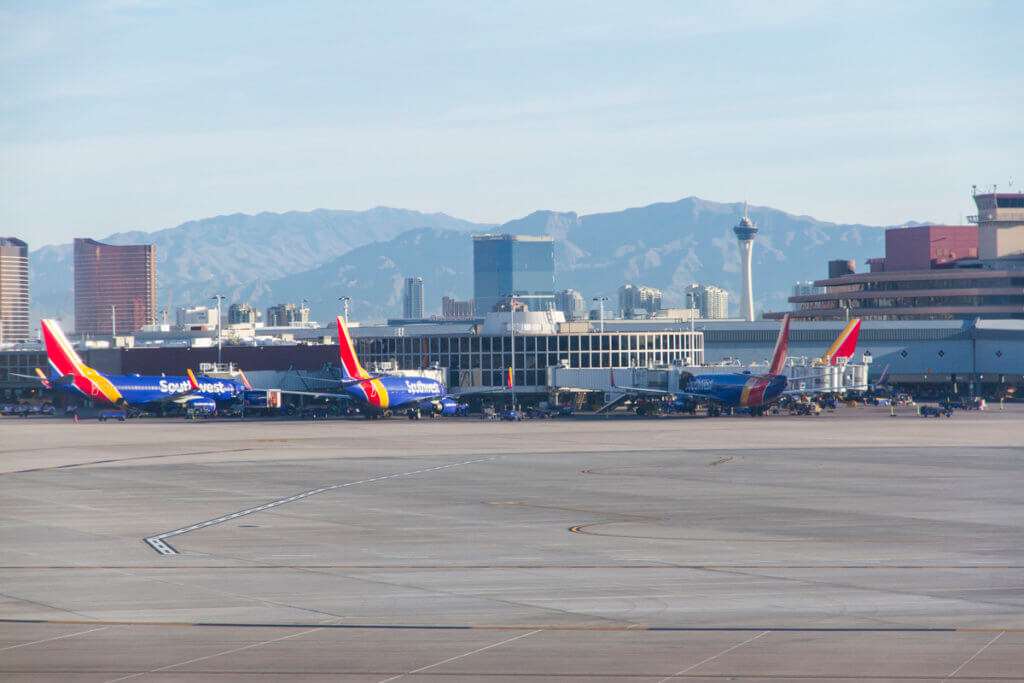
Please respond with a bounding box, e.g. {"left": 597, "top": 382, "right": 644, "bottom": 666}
{"left": 29, "top": 197, "right": 895, "bottom": 328}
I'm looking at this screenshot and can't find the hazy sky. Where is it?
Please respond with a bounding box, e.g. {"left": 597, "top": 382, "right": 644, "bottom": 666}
{"left": 3, "top": 0, "right": 1021, "bottom": 247}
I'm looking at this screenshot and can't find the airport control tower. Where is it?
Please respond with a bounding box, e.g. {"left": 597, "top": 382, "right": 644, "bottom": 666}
{"left": 733, "top": 205, "right": 758, "bottom": 322}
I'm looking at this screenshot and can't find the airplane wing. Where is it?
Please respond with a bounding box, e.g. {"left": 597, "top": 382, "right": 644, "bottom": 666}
{"left": 11, "top": 371, "right": 74, "bottom": 385}
{"left": 275, "top": 389, "right": 353, "bottom": 401}
{"left": 611, "top": 383, "right": 674, "bottom": 397}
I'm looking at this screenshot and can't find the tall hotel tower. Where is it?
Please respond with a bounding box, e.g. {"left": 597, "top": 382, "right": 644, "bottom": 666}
{"left": 74, "top": 238, "right": 156, "bottom": 336}
{"left": 0, "top": 238, "right": 29, "bottom": 342}
{"left": 733, "top": 206, "right": 758, "bottom": 322}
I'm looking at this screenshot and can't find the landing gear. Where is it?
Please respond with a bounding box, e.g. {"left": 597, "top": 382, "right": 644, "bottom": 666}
{"left": 407, "top": 408, "right": 422, "bottom": 420}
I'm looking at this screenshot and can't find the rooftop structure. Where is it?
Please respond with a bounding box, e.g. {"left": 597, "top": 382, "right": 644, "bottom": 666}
{"left": 970, "top": 190, "right": 1024, "bottom": 261}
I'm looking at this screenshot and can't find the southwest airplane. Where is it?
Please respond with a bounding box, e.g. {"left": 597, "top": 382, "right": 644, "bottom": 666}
{"left": 612, "top": 314, "right": 792, "bottom": 416}
{"left": 34, "top": 318, "right": 249, "bottom": 414}
{"left": 311, "top": 316, "right": 470, "bottom": 419}
{"left": 677, "top": 313, "right": 792, "bottom": 416}
{"left": 625, "top": 315, "right": 864, "bottom": 416}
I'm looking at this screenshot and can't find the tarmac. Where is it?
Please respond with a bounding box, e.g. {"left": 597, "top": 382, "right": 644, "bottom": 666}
{"left": 1, "top": 405, "right": 1023, "bottom": 681}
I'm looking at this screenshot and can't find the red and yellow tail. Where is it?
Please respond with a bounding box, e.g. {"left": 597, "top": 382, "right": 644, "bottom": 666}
{"left": 40, "top": 318, "right": 123, "bottom": 405}
{"left": 818, "top": 319, "right": 861, "bottom": 365}
{"left": 767, "top": 314, "right": 791, "bottom": 376}
{"left": 336, "top": 316, "right": 371, "bottom": 382}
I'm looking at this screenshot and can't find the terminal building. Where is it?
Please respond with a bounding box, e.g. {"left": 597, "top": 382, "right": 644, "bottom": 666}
{"left": 773, "top": 189, "right": 1024, "bottom": 322}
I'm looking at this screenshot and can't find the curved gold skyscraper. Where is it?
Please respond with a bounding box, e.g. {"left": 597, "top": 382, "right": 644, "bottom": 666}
{"left": 732, "top": 207, "right": 758, "bottom": 322}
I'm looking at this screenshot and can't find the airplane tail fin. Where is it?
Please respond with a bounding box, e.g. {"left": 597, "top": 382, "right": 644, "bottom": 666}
{"left": 336, "top": 316, "right": 371, "bottom": 382}
{"left": 767, "top": 314, "right": 791, "bottom": 376}
{"left": 34, "top": 368, "right": 51, "bottom": 389}
{"left": 237, "top": 368, "right": 252, "bottom": 390}
{"left": 187, "top": 368, "right": 199, "bottom": 390}
{"left": 41, "top": 318, "right": 87, "bottom": 378}
{"left": 820, "top": 319, "right": 861, "bottom": 365}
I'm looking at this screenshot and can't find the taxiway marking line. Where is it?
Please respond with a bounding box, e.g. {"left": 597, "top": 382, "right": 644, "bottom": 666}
{"left": 0, "top": 625, "right": 110, "bottom": 651}
{"left": 104, "top": 626, "right": 324, "bottom": 682}
{"left": 143, "top": 457, "right": 495, "bottom": 555}
{"left": 8, "top": 618, "right": 1022, "bottom": 632}
{"left": 4, "top": 564, "right": 1023, "bottom": 570}
{"left": 377, "top": 629, "right": 540, "bottom": 683}
{"left": 5, "top": 448, "right": 256, "bottom": 475}
{"left": 659, "top": 630, "right": 768, "bottom": 682}
{"left": 942, "top": 630, "right": 1004, "bottom": 682}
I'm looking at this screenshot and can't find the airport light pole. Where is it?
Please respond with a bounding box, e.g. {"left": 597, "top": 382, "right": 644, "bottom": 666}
{"left": 509, "top": 295, "right": 517, "bottom": 411}
{"left": 110, "top": 305, "right": 116, "bottom": 339}
{"left": 338, "top": 296, "right": 350, "bottom": 322}
{"left": 210, "top": 294, "right": 224, "bottom": 365}
{"left": 592, "top": 296, "right": 608, "bottom": 334}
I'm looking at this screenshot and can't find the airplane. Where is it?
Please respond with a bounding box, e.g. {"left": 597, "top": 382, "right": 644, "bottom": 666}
{"left": 293, "top": 316, "right": 478, "bottom": 419}
{"left": 617, "top": 315, "right": 872, "bottom": 417}
{"left": 28, "top": 318, "right": 249, "bottom": 414}
{"left": 675, "top": 313, "right": 792, "bottom": 416}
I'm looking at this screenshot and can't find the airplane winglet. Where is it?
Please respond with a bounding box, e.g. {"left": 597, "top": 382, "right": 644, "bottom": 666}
{"left": 877, "top": 363, "right": 890, "bottom": 386}
{"left": 34, "top": 368, "right": 51, "bottom": 388}
{"left": 186, "top": 368, "right": 199, "bottom": 390}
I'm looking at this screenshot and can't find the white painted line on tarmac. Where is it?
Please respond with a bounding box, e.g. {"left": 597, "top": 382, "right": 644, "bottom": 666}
{"left": 376, "top": 629, "right": 541, "bottom": 683}
{"left": 658, "top": 630, "right": 769, "bottom": 682}
{"left": 143, "top": 457, "right": 496, "bottom": 555}
{"left": 104, "top": 626, "right": 325, "bottom": 682}
{"left": 0, "top": 625, "right": 111, "bottom": 651}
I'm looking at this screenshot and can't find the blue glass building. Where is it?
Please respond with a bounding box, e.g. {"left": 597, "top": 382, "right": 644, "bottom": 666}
{"left": 473, "top": 234, "right": 555, "bottom": 316}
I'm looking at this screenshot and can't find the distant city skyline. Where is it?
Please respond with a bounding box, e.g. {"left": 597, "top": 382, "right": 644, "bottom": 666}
{"left": 3, "top": 1, "right": 1021, "bottom": 247}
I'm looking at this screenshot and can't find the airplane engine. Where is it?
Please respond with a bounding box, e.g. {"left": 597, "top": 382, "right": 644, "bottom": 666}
{"left": 186, "top": 397, "right": 217, "bottom": 414}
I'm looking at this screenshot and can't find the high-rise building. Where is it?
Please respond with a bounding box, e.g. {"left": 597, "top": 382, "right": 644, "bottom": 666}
{"left": 733, "top": 206, "right": 759, "bottom": 321}
{"left": 265, "top": 303, "right": 309, "bottom": 326}
{"left": 473, "top": 234, "right": 555, "bottom": 315}
{"left": 403, "top": 277, "right": 425, "bottom": 318}
{"left": 686, "top": 284, "right": 729, "bottom": 319}
{"left": 441, "top": 296, "right": 474, "bottom": 319}
{"left": 0, "top": 238, "right": 29, "bottom": 343}
{"left": 228, "top": 303, "right": 259, "bottom": 325}
{"left": 618, "top": 284, "right": 662, "bottom": 318}
{"left": 555, "top": 289, "right": 585, "bottom": 320}
{"left": 73, "top": 238, "right": 156, "bottom": 336}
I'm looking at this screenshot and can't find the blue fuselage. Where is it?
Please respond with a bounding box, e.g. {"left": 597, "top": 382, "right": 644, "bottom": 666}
{"left": 57, "top": 372, "right": 246, "bottom": 409}
{"left": 343, "top": 375, "right": 445, "bottom": 412}
{"left": 684, "top": 373, "right": 787, "bottom": 408}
